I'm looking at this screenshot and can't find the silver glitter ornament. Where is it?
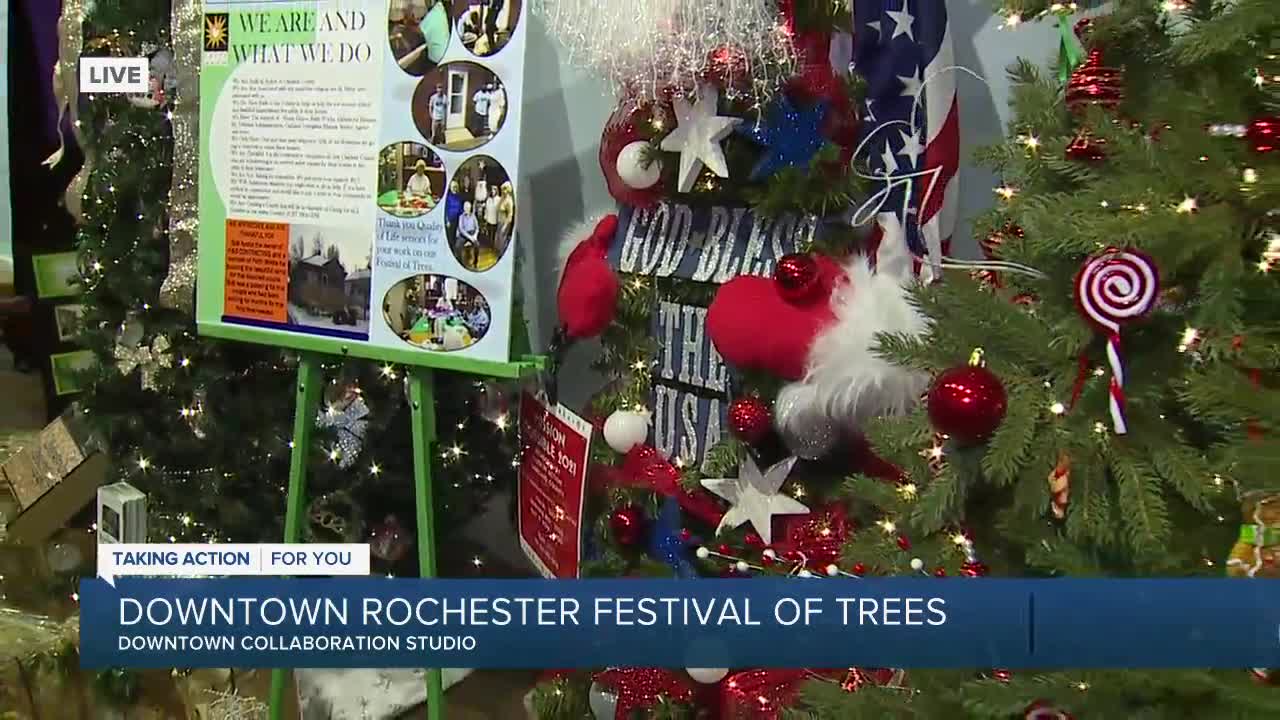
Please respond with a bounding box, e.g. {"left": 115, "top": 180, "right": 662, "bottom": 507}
{"left": 774, "top": 388, "right": 837, "bottom": 460}
{"left": 588, "top": 682, "right": 619, "bottom": 720}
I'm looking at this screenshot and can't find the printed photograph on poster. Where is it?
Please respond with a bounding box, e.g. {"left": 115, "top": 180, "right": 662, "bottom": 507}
{"left": 50, "top": 350, "right": 97, "bottom": 396}
{"left": 32, "top": 252, "right": 82, "bottom": 299}
{"left": 452, "top": 0, "right": 521, "bottom": 57}
{"left": 444, "top": 156, "right": 514, "bottom": 272}
{"left": 518, "top": 392, "right": 591, "bottom": 579}
{"left": 413, "top": 62, "right": 508, "bottom": 151}
{"left": 387, "top": 0, "right": 454, "bottom": 76}
{"left": 286, "top": 225, "right": 373, "bottom": 336}
{"left": 54, "top": 304, "right": 86, "bottom": 342}
{"left": 382, "top": 273, "right": 491, "bottom": 352}
{"left": 377, "top": 141, "right": 446, "bottom": 218}
{"left": 126, "top": 44, "right": 178, "bottom": 111}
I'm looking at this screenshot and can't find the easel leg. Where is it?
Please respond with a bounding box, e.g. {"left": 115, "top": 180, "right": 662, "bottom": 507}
{"left": 269, "top": 355, "right": 324, "bottom": 720}
{"left": 408, "top": 367, "right": 445, "bottom": 720}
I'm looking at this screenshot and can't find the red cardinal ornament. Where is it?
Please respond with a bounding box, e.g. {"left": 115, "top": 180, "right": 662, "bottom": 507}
{"left": 556, "top": 214, "right": 620, "bottom": 339}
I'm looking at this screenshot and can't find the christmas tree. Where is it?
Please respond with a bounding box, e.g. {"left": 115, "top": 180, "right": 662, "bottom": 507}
{"left": 68, "top": 0, "right": 519, "bottom": 567}
{"left": 533, "top": 0, "right": 1280, "bottom": 717}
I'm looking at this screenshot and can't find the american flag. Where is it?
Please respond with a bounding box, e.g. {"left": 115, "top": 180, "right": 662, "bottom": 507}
{"left": 850, "top": 0, "right": 960, "bottom": 274}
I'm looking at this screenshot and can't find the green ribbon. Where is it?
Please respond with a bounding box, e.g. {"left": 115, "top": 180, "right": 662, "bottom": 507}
{"left": 1240, "top": 524, "right": 1280, "bottom": 546}
{"left": 1057, "top": 17, "right": 1086, "bottom": 85}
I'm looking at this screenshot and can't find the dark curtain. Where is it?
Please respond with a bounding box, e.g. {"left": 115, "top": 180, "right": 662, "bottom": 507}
{"left": 6, "top": 0, "right": 82, "bottom": 417}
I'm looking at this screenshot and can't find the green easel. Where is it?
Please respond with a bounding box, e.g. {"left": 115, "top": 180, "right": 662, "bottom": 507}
{"left": 263, "top": 346, "right": 543, "bottom": 720}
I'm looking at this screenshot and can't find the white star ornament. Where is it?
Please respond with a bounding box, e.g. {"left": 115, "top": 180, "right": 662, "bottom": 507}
{"left": 700, "top": 455, "right": 809, "bottom": 545}
{"left": 659, "top": 85, "right": 742, "bottom": 192}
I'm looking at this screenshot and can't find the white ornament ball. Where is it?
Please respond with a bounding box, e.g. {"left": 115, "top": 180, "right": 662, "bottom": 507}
{"left": 825, "top": 564, "right": 839, "bottom": 577}
{"left": 616, "top": 141, "right": 661, "bottom": 189}
{"left": 735, "top": 560, "right": 749, "bottom": 573}
{"left": 587, "top": 682, "right": 618, "bottom": 720}
{"left": 686, "top": 667, "right": 729, "bottom": 684}
{"left": 695, "top": 546, "right": 710, "bottom": 559}
{"left": 762, "top": 548, "right": 777, "bottom": 560}
{"left": 909, "top": 557, "right": 924, "bottom": 571}
{"left": 798, "top": 569, "right": 813, "bottom": 578}
{"left": 603, "top": 409, "right": 651, "bottom": 453}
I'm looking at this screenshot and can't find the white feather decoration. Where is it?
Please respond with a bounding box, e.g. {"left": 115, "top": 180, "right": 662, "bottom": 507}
{"left": 775, "top": 254, "right": 930, "bottom": 439}
{"left": 553, "top": 208, "right": 617, "bottom": 285}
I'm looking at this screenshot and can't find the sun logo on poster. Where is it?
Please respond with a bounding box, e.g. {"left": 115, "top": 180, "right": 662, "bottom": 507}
{"left": 204, "top": 13, "right": 230, "bottom": 63}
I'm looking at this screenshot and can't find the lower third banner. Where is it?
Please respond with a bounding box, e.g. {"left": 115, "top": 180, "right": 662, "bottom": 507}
{"left": 79, "top": 578, "right": 1280, "bottom": 669}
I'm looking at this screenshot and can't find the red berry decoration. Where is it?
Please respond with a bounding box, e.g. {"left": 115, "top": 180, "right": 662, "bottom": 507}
{"left": 727, "top": 396, "right": 773, "bottom": 444}
{"left": 960, "top": 560, "right": 990, "bottom": 577}
{"left": 927, "top": 359, "right": 1008, "bottom": 443}
{"left": 609, "top": 505, "right": 647, "bottom": 547}
{"left": 1246, "top": 116, "right": 1279, "bottom": 154}
{"left": 773, "top": 253, "right": 822, "bottom": 304}
{"left": 851, "top": 562, "right": 866, "bottom": 575}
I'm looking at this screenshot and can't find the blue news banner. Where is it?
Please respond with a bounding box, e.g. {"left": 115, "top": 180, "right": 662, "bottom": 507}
{"left": 79, "top": 578, "right": 1280, "bottom": 669}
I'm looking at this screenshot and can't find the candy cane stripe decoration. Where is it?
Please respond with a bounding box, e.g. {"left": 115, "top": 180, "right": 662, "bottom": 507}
{"left": 1074, "top": 249, "right": 1160, "bottom": 434}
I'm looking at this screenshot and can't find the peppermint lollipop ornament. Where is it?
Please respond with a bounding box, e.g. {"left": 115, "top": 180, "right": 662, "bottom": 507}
{"left": 1074, "top": 249, "right": 1160, "bottom": 434}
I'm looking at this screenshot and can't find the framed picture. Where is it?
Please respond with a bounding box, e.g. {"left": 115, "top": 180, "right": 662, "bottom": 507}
{"left": 49, "top": 350, "right": 96, "bottom": 396}
{"left": 54, "top": 304, "right": 85, "bottom": 342}
{"left": 32, "top": 252, "right": 82, "bottom": 299}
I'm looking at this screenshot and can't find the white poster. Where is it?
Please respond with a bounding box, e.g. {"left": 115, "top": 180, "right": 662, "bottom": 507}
{"left": 197, "top": 0, "right": 527, "bottom": 365}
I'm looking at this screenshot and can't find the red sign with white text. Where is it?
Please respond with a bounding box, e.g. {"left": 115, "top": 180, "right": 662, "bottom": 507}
{"left": 518, "top": 393, "right": 592, "bottom": 578}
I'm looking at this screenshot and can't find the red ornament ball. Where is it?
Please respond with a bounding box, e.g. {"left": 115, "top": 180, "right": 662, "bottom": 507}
{"left": 1247, "top": 116, "right": 1279, "bottom": 154}
{"left": 1066, "top": 132, "right": 1107, "bottom": 162}
{"left": 851, "top": 562, "right": 867, "bottom": 575}
{"left": 933, "top": 567, "right": 947, "bottom": 577}
{"left": 960, "top": 560, "right": 990, "bottom": 577}
{"left": 773, "top": 253, "right": 822, "bottom": 304}
{"left": 1066, "top": 50, "right": 1123, "bottom": 113}
{"left": 727, "top": 396, "right": 773, "bottom": 444}
{"left": 608, "top": 505, "right": 647, "bottom": 547}
{"left": 896, "top": 535, "right": 912, "bottom": 551}
{"left": 927, "top": 365, "right": 1008, "bottom": 442}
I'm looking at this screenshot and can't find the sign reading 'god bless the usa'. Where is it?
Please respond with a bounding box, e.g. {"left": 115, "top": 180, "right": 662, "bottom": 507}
{"left": 609, "top": 203, "right": 820, "bottom": 469}
{"left": 608, "top": 203, "right": 820, "bottom": 282}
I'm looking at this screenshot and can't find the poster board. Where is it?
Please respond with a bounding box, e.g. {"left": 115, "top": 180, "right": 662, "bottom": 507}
{"left": 518, "top": 392, "right": 590, "bottom": 579}
{"left": 196, "top": 0, "right": 527, "bottom": 374}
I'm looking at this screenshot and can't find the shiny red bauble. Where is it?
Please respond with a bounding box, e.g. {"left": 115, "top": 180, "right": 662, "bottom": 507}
{"left": 1246, "top": 116, "right": 1279, "bottom": 154}
{"left": 1065, "top": 132, "right": 1107, "bottom": 162}
{"left": 727, "top": 396, "right": 773, "bottom": 445}
{"left": 978, "top": 223, "right": 1024, "bottom": 260}
{"left": 927, "top": 365, "right": 1008, "bottom": 442}
{"left": 1066, "top": 49, "right": 1123, "bottom": 113}
{"left": 773, "top": 253, "right": 822, "bottom": 304}
{"left": 608, "top": 505, "right": 647, "bottom": 547}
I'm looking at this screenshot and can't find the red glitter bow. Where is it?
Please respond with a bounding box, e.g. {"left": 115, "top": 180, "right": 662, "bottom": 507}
{"left": 720, "top": 667, "right": 901, "bottom": 719}
{"left": 589, "top": 445, "right": 725, "bottom": 527}
{"left": 593, "top": 667, "right": 695, "bottom": 718}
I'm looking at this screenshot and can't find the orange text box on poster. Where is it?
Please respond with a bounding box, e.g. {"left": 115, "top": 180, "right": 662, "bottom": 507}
{"left": 224, "top": 219, "right": 289, "bottom": 323}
